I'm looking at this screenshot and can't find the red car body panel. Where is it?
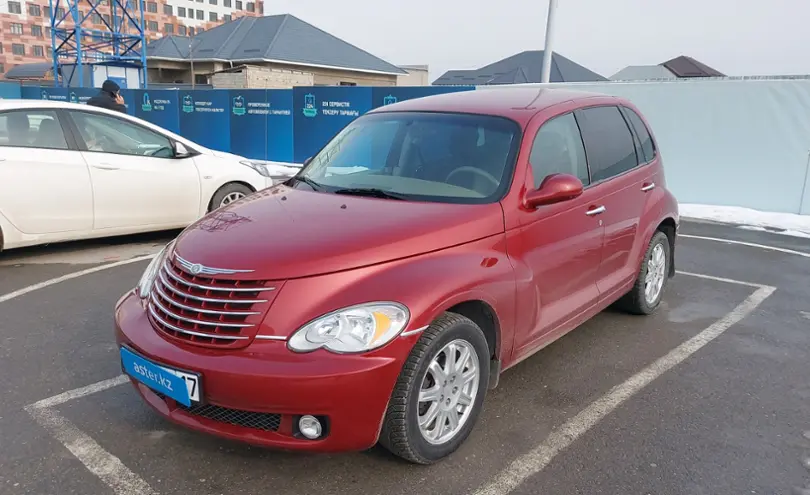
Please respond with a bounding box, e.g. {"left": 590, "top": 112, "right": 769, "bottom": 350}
{"left": 176, "top": 187, "right": 506, "bottom": 280}
{"left": 115, "top": 88, "right": 679, "bottom": 453}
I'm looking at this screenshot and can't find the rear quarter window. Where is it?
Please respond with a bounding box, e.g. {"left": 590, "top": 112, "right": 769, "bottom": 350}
{"left": 575, "top": 105, "right": 638, "bottom": 182}
{"left": 622, "top": 106, "right": 656, "bottom": 163}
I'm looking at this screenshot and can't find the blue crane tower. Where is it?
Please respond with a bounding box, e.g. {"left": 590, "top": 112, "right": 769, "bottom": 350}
{"left": 49, "top": 0, "right": 148, "bottom": 88}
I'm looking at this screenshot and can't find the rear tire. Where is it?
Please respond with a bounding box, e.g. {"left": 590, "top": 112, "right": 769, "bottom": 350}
{"left": 616, "top": 230, "right": 671, "bottom": 315}
{"left": 379, "top": 312, "right": 490, "bottom": 464}
{"left": 208, "top": 183, "right": 253, "bottom": 212}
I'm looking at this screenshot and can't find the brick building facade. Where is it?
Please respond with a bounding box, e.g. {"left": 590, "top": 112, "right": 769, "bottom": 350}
{"left": 0, "top": 0, "right": 263, "bottom": 76}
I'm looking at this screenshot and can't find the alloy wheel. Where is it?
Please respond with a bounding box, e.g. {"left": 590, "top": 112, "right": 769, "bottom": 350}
{"left": 644, "top": 243, "right": 667, "bottom": 305}
{"left": 417, "top": 339, "right": 480, "bottom": 445}
{"left": 219, "top": 191, "right": 245, "bottom": 207}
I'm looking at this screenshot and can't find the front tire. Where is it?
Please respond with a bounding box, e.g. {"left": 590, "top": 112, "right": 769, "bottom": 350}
{"left": 208, "top": 183, "right": 253, "bottom": 212}
{"left": 617, "top": 230, "right": 671, "bottom": 315}
{"left": 379, "top": 312, "right": 490, "bottom": 464}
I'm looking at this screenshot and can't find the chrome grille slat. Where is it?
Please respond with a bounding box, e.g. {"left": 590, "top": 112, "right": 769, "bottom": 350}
{"left": 148, "top": 305, "right": 248, "bottom": 340}
{"left": 151, "top": 296, "right": 254, "bottom": 328}
{"left": 158, "top": 272, "right": 268, "bottom": 304}
{"left": 154, "top": 283, "right": 261, "bottom": 316}
{"left": 163, "top": 263, "right": 275, "bottom": 293}
{"left": 148, "top": 256, "right": 278, "bottom": 348}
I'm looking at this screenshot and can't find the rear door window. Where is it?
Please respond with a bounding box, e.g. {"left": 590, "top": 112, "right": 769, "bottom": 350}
{"left": 528, "top": 112, "right": 590, "bottom": 187}
{"left": 575, "top": 105, "right": 638, "bottom": 182}
{"left": 0, "top": 109, "right": 69, "bottom": 150}
{"left": 622, "top": 106, "right": 655, "bottom": 163}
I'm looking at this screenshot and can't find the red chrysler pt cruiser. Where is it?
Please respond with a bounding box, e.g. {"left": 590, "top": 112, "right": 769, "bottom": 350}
{"left": 115, "top": 88, "right": 679, "bottom": 464}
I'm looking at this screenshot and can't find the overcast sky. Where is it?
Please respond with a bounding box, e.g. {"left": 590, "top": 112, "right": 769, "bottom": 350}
{"left": 265, "top": 0, "right": 806, "bottom": 81}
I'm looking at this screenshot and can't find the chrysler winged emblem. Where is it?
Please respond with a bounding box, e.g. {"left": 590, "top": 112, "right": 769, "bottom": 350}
{"left": 175, "top": 254, "right": 254, "bottom": 275}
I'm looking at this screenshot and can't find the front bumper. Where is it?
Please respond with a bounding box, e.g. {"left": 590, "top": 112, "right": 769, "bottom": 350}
{"left": 114, "top": 290, "right": 411, "bottom": 453}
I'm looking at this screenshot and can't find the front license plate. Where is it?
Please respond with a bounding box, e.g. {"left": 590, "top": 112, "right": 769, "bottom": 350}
{"left": 120, "top": 347, "right": 201, "bottom": 407}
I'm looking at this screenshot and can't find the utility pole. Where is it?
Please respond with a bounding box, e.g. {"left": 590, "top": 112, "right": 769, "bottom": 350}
{"left": 540, "top": 0, "right": 558, "bottom": 84}
{"left": 189, "top": 37, "right": 196, "bottom": 88}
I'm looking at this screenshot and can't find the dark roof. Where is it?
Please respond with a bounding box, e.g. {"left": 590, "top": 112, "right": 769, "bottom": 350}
{"left": 147, "top": 15, "right": 406, "bottom": 75}
{"left": 369, "top": 87, "right": 611, "bottom": 126}
{"left": 661, "top": 56, "right": 725, "bottom": 78}
{"left": 432, "top": 50, "right": 607, "bottom": 85}
{"left": 4, "top": 62, "right": 53, "bottom": 80}
{"left": 146, "top": 35, "right": 188, "bottom": 60}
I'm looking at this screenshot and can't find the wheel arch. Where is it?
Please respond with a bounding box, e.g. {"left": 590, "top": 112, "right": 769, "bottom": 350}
{"left": 431, "top": 296, "right": 505, "bottom": 390}
{"left": 444, "top": 299, "right": 501, "bottom": 362}
{"left": 656, "top": 217, "right": 677, "bottom": 277}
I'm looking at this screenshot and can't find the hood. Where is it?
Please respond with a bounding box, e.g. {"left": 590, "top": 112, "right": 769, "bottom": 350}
{"left": 174, "top": 186, "right": 505, "bottom": 280}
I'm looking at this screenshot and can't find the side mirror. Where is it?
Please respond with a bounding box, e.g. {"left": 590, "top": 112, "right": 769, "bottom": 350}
{"left": 174, "top": 141, "right": 192, "bottom": 158}
{"left": 524, "top": 173, "right": 584, "bottom": 209}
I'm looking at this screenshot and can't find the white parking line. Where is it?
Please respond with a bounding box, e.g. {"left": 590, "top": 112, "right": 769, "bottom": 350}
{"left": 20, "top": 271, "right": 775, "bottom": 495}
{"left": 0, "top": 254, "right": 155, "bottom": 304}
{"left": 472, "top": 276, "right": 776, "bottom": 495}
{"left": 29, "top": 375, "right": 129, "bottom": 410}
{"left": 680, "top": 234, "right": 810, "bottom": 258}
{"left": 25, "top": 403, "right": 157, "bottom": 495}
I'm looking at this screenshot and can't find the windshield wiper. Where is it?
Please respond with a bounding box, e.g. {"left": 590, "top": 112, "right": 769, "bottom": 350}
{"left": 295, "top": 175, "right": 323, "bottom": 191}
{"left": 332, "top": 188, "right": 407, "bottom": 200}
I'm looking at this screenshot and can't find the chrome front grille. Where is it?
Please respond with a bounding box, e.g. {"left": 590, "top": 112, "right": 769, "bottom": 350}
{"left": 148, "top": 254, "right": 277, "bottom": 348}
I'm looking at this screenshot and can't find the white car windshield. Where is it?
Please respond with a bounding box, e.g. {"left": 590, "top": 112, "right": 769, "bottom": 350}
{"left": 295, "top": 111, "right": 521, "bottom": 204}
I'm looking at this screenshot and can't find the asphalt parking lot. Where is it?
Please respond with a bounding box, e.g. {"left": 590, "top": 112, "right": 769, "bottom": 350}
{"left": 1, "top": 220, "right": 809, "bottom": 495}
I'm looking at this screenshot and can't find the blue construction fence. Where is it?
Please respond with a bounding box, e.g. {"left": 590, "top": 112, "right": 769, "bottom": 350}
{"left": 0, "top": 82, "right": 474, "bottom": 163}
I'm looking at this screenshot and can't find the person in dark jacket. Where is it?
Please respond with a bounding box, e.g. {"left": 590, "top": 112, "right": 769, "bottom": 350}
{"left": 86, "top": 79, "right": 127, "bottom": 113}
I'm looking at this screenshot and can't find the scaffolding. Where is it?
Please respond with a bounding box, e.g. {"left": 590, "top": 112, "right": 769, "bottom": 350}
{"left": 50, "top": 0, "right": 147, "bottom": 87}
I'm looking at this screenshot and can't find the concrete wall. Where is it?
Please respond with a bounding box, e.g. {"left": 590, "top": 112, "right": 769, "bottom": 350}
{"left": 307, "top": 66, "right": 397, "bottom": 87}
{"left": 397, "top": 65, "right": 430, "bottom": 86}
{"left": 148, "top": 60, "right": 225, "bottom": 84}
{"left": 483, "top": 79, "right": 810, "bottom": 215}
{"left": 148, "top": 60, "right": 397, "bottom": 87}
{"left": 211, "top": 66, "right": 314, "bottom": 89}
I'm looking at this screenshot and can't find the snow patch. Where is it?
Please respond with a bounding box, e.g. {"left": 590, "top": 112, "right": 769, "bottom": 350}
{"left": 680, "top": 204, "right": 810, "bottom": 239}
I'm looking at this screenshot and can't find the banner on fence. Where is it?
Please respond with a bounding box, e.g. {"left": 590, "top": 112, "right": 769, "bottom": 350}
{"left": 292, "top": 86, "right": 372, "bottom": 163}
{"left": 178, "top": 90, "right": 231, "bottom": 152}
{"left": 228, "top": 89, "right": 294, "bottom": 162}
{"left": 370, "top": 85, "right": 474, "bottom": 109}
{"left": 0, "top": 82, "right": 21, "bottom": 99}
{"left": 130, "top": 89, "right": 180, "bottom": 133}
{"left": 24, "top": 87, "right": 97, "bottom": 103}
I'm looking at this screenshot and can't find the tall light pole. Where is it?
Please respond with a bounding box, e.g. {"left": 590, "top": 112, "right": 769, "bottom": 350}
{"left": 540, "top": 0, "right": 559, "bottom": 84}
{"left": 189, "top": 37, "right": 198, "bottom": 88}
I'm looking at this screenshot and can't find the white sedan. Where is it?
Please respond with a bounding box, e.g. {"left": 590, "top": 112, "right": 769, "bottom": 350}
{"left": 0, "top": 99, "right": 301, "bottom": 251}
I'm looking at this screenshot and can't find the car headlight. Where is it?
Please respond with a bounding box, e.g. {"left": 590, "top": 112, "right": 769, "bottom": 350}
{"left": 137, "top": 240, "right": 175, "bottom": 299}
{"left": 240, "top": 160, "right": 272, "bottom": 178}
{"left": 287, "top": 302, "right": 410, "bottom": 354}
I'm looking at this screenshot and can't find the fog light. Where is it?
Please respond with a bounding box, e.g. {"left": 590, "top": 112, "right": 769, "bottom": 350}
{"left": 298, "top": 415, "right": 322, "bottom": 440}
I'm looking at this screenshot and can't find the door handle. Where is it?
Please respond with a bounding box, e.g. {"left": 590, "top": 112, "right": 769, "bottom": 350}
{"left": 641, "top": 182, "right": 656, "bottom": 192}
{"left": 585, "top": 205, "right": 606, "bottom": 216}
{"left": 92, "top": 164, "right": 120, "bottom": 171}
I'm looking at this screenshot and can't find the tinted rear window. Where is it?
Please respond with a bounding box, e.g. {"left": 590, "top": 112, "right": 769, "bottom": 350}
{"left": 575, "top": 106, "right": 638, "bottom": 182}
{"left": 622, "top": 107, "right": 655, "bottom": 163}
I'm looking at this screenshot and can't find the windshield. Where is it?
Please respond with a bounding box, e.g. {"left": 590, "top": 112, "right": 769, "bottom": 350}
{"left": 295, "top": 111, "right": 521, "bottom": 204}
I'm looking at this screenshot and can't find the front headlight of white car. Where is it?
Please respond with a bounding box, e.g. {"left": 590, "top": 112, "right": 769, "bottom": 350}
{"left": 240, "top": 160, "right": 272, "bottom": 177}
{"left": 240, "top": 160, "right": 298, "bottom": 185}
{"left": 287, "top": 302, "right": 410, "bottom": 354}
{"left": 137, "top": 240, "right": 175, "bottom": 299}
